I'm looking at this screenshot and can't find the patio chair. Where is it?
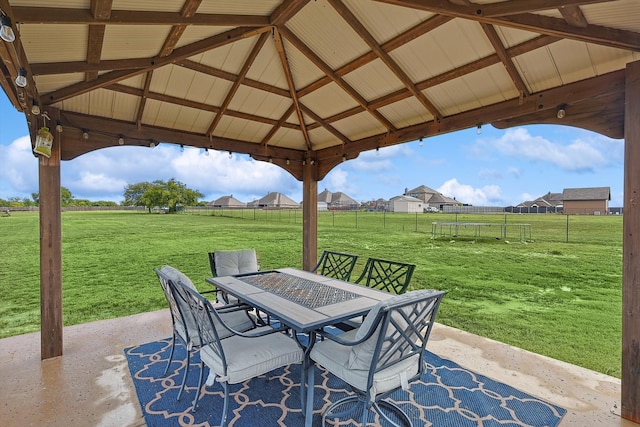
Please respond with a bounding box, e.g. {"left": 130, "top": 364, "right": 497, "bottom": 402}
{"left": 208, "top": 249, "right": 259, "bottom": 303}
{"left": 171, "top": 279, "right": 304, "bottom": 423}
{"left": 309, "top": 289, "right": 445, "bottom": 427}
{"left": 311, "top": 250, "right": 358, "bottom": 281}
{"left": 355, "top": 257, "right": 416, "bottom": 294}
{"left": 154, "top": 266, "right": 257, "bottom": 402}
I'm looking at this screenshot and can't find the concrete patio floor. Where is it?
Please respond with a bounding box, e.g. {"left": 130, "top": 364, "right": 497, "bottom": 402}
{"left": 0, "top": 309, "right": 635, "bottom": 427}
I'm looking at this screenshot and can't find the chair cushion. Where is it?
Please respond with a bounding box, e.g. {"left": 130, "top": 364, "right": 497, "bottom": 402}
{"left": 200, "top": 329, "right": 303, "bottom": 384}
{"left": 310, "top": 329, "right": 419, "bottom": 395}
{"left": 160, "top": 265, "right": 255, "bottom": 344}
{"left": 349, "top": 290, "right": 438, "bottom": 370}
{"left": 213, "top": 249, "right": 258, "bottom": 276}
{"left": 160, "top": 265, "right": 195, "bottom": 290}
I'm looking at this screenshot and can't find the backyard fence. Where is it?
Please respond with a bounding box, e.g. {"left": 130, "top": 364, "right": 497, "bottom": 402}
{"left": 185, "top": 207, "right": 622, "bottom": 246}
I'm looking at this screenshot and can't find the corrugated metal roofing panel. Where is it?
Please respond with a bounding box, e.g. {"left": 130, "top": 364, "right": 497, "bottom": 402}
{"left": 195, "top": 0, "right": 279, "bottom": 15}
{"left": 214, "top": 115, "right": 272, "bottom": 144}
{"left": 546, "top": 40, "right": 598, "bottom": 84}
{"left": 174, "top": 106, "right": 213, "bottom": 134}
{"left": 20, "top": 24, "right": 87, "bottom": 63}
{"left": 63, "top": 89, "right": 139, "bottom": 122}
{"left": 279, "top": 38, "right": 326, "bottom": 90}
{"left": 246, "top": 39, "right": 289, "bottom": 91}
{"left": 345, "top": 0, "right": 434, "bottom": 44}
{"left": 101, "top": 26, "right": 171, "bottom": 61}
{"left": 117, "top": 74, "right": 146, "bottom": 90}
{"left": 287, "top": 0, "right": 370, "bottom": 69}
{"left": 391, "top": 19, "right": 495, "bottom": 84}
{"left": 11, "top": 0, "right": 84, "bottom": 7}
{"left": 301, "top": 81, "right": 359, "bottom": 120}
{"left": 228, "top": 86, "right": 292, "bottom": 121}
{"left": 177, "top": 26, "right": 234, "bottom": 50}
{"left": 112, "top": 0, "right": 183, "bottom": 12}
{"left": 580, "top": 0, "right": 640, "bottom": 32}
{"left": 34, "top": 73, "right": 84, "bottom": 94}
{"left": 488, "top": 25, "right": 539, "bottom": 50}
{"left": 512, "top": 47, "right": 563, "bottom": 94}
{"left": 196, "top": 36, "right": 256, "bottom": 74}
{"left": 269, "top": 126, "right": 304, "bottom": 149}
{"left": 378, "top": 97, "right": 434, "bottom": 129}
{"left": 535, "top": 1, "right": 640, "bottom": 33}
{"left": 308, "top": 126, "right": 341, "bottom": 150}
{"left": 426, "top": 64, "right": 518, "bottom": 116}
{"left": 343, "top": 59, "right": 405, "bottom": 102}
{"left": 331, "top": 111, "right": 386, "bottom": 142}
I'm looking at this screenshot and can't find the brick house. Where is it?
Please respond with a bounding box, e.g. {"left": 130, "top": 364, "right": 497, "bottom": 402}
{"left": 562, "top": 187, "right": 610, "bottom": 215}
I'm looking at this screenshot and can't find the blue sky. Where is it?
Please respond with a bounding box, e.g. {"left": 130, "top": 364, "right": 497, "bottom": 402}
{"left": 0, "top": 94, "right": 624, "bottom": 207}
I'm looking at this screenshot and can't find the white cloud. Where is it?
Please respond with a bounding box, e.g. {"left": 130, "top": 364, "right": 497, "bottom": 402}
{"left": 479, "top": 127, "right": 622, "bottom": 172}
{"left": 0, "top": 136, "right": 38, "bottom": 195}
{"left": 507, "top": 166, "right": 521, "bottom": 178}
{"left": 351, "top": 145, "right": 408, "bottom": 172}
{"left": 437, "top": 178, "right": 503, "bottom": 206}
{"left": 478, "top": 168, "right": 501, "bottom": 180}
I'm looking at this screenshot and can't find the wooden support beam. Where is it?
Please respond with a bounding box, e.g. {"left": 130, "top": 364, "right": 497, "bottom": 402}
{"left": 302, "top": 161, "right": 318, "bottom": 271}
{"left": 39, "top": 113, "right": 63, "bottom": 360}
{"left": 622, "top": 59, "right": 640, "bottom": 424}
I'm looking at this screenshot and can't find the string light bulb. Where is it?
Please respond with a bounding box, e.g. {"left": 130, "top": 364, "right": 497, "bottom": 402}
{"left": 0, "top": 15, "right": 16, "bottom": 43}
{"left": 286, "top": 158, "right": 290, "bottom": 165}
{"left": 476, "top": 124, "right": 482, "bottom": 135}
{"left": 419, "top": 137, "right": 423, "bottom": 147}
{"left": 180, "top": 144, "right": 184, "bottom": 152}
{"left": 15, "top": 68, "right": 27, "bottom": 88}
{"left": 268, "top": 156, "right": 273, "bottom": 163}
{"left": 556, "top": 105, "right": 566, "bottom": 119}
{"left": 228, "top": 151, "right": 232, "bottom": 159}
{"left": 82, "top": 129, "right": 89, "bottom": 140}
{"left": 118, "top": 135, "right": 124, "bottom": 145}
{"left": 149, "top": 140, "right": 156, "bottom": 148}
{"left": 55, "top": 121, "right": 63, "bottom": 133}
{"left": 31, "top": 100, "right": 40, "bottom": 115}
{"left": 204, "top": 148, "right": 209, "bottom": 156}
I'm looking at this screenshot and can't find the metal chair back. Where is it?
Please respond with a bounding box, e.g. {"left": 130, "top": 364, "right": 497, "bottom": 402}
{"left": 312, "top": 250, "right": 358, "bottom": 281}
{"left": 355, "top": 257, "right": 415, "bottom": 294}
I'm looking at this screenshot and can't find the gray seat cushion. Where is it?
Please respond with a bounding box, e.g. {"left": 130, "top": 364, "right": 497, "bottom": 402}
{"left": 161, "top": 265, "right": 255, "bottom": 344}
{"left": 200, "top": 329, "right": 303, "bottom": 384}
{"left": 310, "top": 329, "right": 419, "bottom": 395}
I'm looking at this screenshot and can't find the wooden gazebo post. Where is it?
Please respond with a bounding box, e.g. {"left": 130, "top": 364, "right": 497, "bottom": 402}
{"left": 622, "top": 59, "right": 640, "bottom": 423}
{"left": 38, "top": 113, "right": 63, "bottom": 359}
{"left": 302, "top": 159, "right": 318, "bottom": 271}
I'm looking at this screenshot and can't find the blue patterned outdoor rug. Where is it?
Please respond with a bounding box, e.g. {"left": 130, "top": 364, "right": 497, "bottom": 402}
{"left": 125, "top": 338, "right": 566, "bottom": 427}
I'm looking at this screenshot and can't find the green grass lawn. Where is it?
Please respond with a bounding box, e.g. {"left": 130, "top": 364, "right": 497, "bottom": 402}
{"left": 0, "top": 209, "right": 623, "bottom": 378}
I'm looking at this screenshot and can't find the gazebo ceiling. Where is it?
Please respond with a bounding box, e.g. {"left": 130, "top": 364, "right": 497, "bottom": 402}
{"left": 1, "top": 0, "right": 638, "bottom": 180}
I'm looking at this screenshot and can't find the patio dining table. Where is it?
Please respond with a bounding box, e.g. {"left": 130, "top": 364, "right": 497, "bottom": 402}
{"left": 206, "top": 267, "right": 391, "bottom": 426}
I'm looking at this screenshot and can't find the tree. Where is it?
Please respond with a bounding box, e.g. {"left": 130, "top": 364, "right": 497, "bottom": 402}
{"left": 123, "top": 179, "right": 203, "bottom": 213}
{"left": 123, "top": 182, "right": 153, "bottom": 207}
{"left": 61, "top": 187, "right": 73, "bottom": 207}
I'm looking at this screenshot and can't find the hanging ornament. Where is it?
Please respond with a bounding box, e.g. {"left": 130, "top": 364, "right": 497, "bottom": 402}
{"left": 33, "top": 112, "right": 54, "bottom": 158}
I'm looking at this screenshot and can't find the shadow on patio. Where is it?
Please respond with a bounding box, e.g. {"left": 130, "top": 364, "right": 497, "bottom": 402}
{"left": 0, "top": 309, "right": 632, "bottom": 427}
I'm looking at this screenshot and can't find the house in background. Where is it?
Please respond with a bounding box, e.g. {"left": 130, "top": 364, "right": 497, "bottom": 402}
{"left": 404, "top": 185, "right": 458, "bottom": 210}
{"left": 516, "top": 192, "right": 563, "bottom": 212}
{"left": 318, "top": 189, "right": 359, "bottom": 210}
{"left": 249, "top": 192, "right": 300, "bottom": 209}
{"left": 563, "top": 187, "right": 610, "bottom": 215}
{"left": 389, "top": 195, "right": 423, "bottom": 213}
{"left": 208, "top": 195, "right": 246, "bottom": 208}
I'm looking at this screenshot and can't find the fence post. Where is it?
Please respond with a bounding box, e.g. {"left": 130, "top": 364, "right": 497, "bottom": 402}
{"left": 566, "top": 214, "right": 569, "bottom": 243}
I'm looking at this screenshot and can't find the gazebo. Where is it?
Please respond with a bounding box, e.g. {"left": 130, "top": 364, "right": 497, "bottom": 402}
{"left": 0, "top": 0, "right": 638, "bottom": 422}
